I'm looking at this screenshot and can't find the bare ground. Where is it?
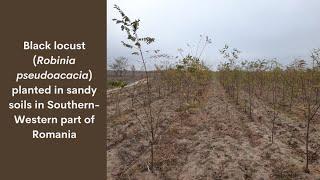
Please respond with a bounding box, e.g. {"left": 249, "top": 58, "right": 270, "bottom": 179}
{"left": 107, "top": 78, "right": 320, "bottom": 180}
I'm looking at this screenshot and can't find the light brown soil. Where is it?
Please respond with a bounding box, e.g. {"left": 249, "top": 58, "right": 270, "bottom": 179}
{"left": 107, "top": 78, "right": 320, "bottom": 180}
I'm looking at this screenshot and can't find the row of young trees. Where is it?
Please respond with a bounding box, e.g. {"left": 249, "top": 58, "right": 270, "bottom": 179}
{"left": 111, "top": 3, "right": 319, "bottom": 175}
{"left": 218, "top": 47, "right": 320, "bottom": 173}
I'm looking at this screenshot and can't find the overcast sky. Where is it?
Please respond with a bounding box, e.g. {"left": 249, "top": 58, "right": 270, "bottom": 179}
{"left": 107, "top": 0, "right": 320, "bottom": 70}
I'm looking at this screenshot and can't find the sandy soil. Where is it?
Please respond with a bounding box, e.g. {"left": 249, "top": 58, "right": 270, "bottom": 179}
{"left": 106, "top": 78, "right": 320, "bottom": 180}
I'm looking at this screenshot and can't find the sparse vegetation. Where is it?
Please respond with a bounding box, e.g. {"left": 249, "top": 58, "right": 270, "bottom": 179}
{"left": 109, "top": 56, "right": 129, "bottom": 77}
{"left": 107, "top": 4, "right": 320, "bottom": 180}
{"left": 218, "top": 50, "right": 320, "bottom": 174}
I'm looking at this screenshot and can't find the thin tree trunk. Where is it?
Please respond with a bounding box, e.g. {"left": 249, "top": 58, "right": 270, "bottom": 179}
{"left": 289, "top": 85, "right": 294, "bottom": 112}
{"left": 139, "top": 47, "right": 155, "bottom": 172}
{"left": 305, "top": 104, "right": 311, "bottom": 173}
{"left": 249, "top": 82, "right": 252, "bottom": 119}
{"left": 272, "top": 85, "right": 276, "bottom": 144}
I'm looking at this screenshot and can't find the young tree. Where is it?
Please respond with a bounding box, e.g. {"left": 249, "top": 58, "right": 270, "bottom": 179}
{"left": 269, "top": 60, "right": 281, "bottom": 144}
{"left": 130, "top": 64, "right": 136, "bottom": 79}
{"left": 302, "top": 57, "right": 320, "bottom": 173}
{"left": 219, "top": 44, "right": 241, "bottom": 104}
{"left": 112, "top": 5, "right": 160, "bottom": 172}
